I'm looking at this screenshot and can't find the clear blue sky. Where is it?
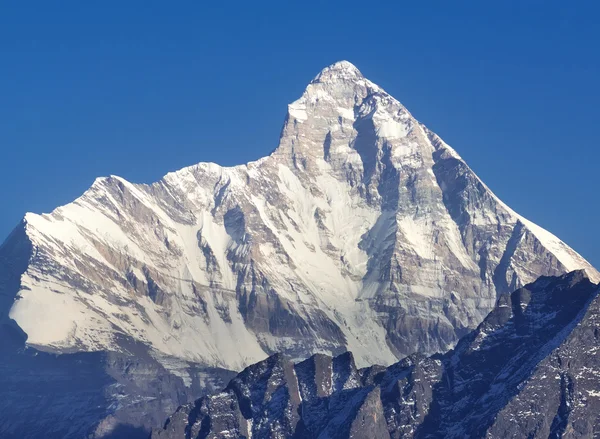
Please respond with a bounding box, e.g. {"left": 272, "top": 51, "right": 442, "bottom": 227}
{"left": 1, "top": 1, "right": 599, "bottom": 267}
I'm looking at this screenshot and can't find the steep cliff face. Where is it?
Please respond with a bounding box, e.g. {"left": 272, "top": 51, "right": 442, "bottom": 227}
{"left": 2, "top": 61, "right": 595, "bottom": 375}
{"left": 152, "top": 271, "right": 600, "bottom": 439}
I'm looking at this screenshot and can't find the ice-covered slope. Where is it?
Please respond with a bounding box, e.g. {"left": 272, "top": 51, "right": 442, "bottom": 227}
{"left": 1, "top": 61, "right": 597, "bottom": 375}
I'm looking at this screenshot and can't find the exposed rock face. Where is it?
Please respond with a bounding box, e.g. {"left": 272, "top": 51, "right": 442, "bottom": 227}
{"left": 152, "top": 271, "right": 600, "bottom": 438}
{"left": 0, "top": 61, "right": 598, "bottom": 436}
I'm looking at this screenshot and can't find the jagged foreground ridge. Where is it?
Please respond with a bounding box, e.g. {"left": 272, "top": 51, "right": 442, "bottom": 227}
{"left": 152, "top": 271, "right": 600, "bottom": 439}
{"left": 1, "top": 61, "right": 598, "bottom": 371}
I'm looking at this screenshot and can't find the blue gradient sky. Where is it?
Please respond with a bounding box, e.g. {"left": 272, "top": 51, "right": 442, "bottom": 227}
{"left": 1, "top": 1, "right": 599, "bottom": 267}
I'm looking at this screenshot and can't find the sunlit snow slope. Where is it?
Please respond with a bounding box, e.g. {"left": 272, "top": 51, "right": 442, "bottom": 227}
{"left": 2, "top": 61, "right": 597, "bottom": 372}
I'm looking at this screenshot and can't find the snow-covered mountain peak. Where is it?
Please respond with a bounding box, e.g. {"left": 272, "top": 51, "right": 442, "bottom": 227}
{"left": 1, "top": 61, "right": 598, "bottom": 380}
{"left": 281, "top": 61, "right": 414, "bottom": 169}
{"left": 311, "top": 60, "right": 364, "bottom": 83}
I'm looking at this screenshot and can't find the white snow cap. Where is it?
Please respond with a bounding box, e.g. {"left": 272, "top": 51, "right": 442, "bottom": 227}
{"left": 312, "top": 60, "right": 364, "bottom": 84}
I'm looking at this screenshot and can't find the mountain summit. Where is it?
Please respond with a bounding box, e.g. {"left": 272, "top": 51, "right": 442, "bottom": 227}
{"left": 1, "top": 60, "right": 597, "bottom": 374}
{"left": 311, "top": 60, "right": 364, "bottom": 82}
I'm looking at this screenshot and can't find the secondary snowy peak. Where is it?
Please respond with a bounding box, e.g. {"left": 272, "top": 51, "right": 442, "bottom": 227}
{"left": 1, "top": 61, "right": 598, "bottom": 376}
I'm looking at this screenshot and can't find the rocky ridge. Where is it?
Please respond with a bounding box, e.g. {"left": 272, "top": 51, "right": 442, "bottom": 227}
{"left": 152, "top": 271, "right": 600, "bottom": 438}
